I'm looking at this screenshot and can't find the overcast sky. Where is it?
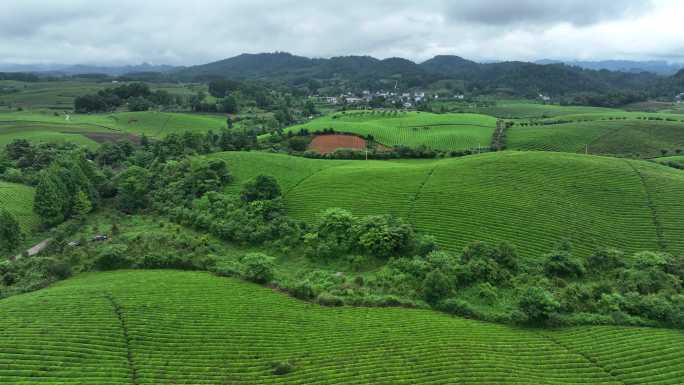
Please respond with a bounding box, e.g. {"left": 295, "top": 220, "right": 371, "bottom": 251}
{"left": 1, "top": 0, "right": 682, "bottom": 66}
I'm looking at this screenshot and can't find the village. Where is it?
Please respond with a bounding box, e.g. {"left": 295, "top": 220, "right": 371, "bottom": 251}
{"left": 316, "top": 89, "right": 466, "bottom": 109}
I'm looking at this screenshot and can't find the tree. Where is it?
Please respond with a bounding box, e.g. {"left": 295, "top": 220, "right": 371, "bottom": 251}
{"left": 423, "top": 269, "right": 452, "bottom": 304}
{"left": 115, "top": 166, "right": 151, "bottom": 213}
{"left": 303, "top": 100, "right": 317, "bottom": 116}
{"left": 0, "top": 209, "right": 22, "bottom": 252}
{"left": 220, "top": 96, "right": 239, "bottom": 114}
{"left": 518, "top": 286, "right": 560, "bottom": 324}
{"left": 140, "top": 133, "right": 150, "bottom": 149}
{"left": 241, "top": 253, "right": 275, "bottom": 283}
{"left": 240, "top": 175, "right": 281, "bottom": 202}
{"left": 73, "top": 190, "right": 93, "bottom": 219}
{"left": 128, "top": 96, "right": 154, "bottom": 112}
{"left": 34, "top": 171, "right": 67, "bottom": 226}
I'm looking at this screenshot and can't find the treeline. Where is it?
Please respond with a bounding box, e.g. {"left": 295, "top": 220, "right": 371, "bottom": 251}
{"left": 74, "top": 82, "right": 176, "bottom": 112}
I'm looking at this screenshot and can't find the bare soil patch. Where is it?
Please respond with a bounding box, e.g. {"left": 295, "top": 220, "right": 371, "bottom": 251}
{"left": 309, "top": 134, "right": 367, "bottom": 154}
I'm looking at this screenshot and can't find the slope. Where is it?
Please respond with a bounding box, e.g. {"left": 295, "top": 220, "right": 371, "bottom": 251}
{"left": 285, "top": 111, "right": 497, "bottom": 151}
{"left": 0, "top": 181, "right": 37, "bottom": 234}
{"left": 212, "top": 151, "right": 684, "bottom": 258}
{"left": 2, "top": 270, "right": 684, "bottom": 384}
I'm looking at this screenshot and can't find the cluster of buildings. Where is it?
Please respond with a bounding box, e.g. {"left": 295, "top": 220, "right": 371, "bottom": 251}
{"left": 318, "top": 90, "right": 464, "bottom": 108}
{"left": 675, "top": 93, "right": 684, "bottom": 103}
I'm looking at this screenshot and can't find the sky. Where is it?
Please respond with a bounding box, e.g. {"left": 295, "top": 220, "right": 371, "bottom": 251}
{"left": 1, "top": 0, "right": 683, "bottom": 66}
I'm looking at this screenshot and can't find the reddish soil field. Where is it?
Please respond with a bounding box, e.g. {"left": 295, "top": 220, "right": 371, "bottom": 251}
{"left": 309, "top": 134, "right": 367, "bottom": 154}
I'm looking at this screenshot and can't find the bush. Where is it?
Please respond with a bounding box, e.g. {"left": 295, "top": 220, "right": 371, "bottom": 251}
{"left": 270, "top": 360, "right": 294, "bottom": 375}
{"left": 438, "top": 298, "right": 478, "bottom": 318}
{"left": 94, "top": 244, "right": 131, "bottom": 271}
{"left": 518, "top": 286, "right": 560, "bottom": 324}
{"left": 316, "top": 292, "right": 345, "bottom": 307}
{"left": 355, "top": 215, "right": 416, "bottom": 258}
{"left": 423, "top": 269, "right": 452, "bottom": 304}
{"left": 544, "top": 250, "right": 585, "bottom": 278}
{"left": 240, "top": 253, "right": 275, "bottom": 284}
{"left": 240, "top": 175, "right": 281, "bottom": 202}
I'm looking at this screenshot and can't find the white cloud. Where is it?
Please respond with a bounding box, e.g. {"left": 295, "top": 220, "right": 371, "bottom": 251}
{"left": 0, "top": 0, "right": 680, "bottom": 65}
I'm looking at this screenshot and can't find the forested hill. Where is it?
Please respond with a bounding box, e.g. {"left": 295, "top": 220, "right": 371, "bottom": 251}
{"left": 174, "top": 52, "right": 673, "bottom": 100}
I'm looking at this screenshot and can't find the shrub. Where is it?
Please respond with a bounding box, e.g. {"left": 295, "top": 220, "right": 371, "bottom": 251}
{"left": 587, "top": 247, "right": 625, "bottom": 271}
{"left": 94, "top": 244, "right": 131, "bottom": 271}
{"left": 422, "top": 269, "right": 452, "bottom": 304}
{"left": 544, "top": 250, "right": 585, "bottom": 278}
{"left": 316, "top": 292, "right": 345, "bottom": 307}
{"left": 518, "top": 286, "right": 560, "bottom": 324}
{"left": 240, "top": 175, "right": 281, "bottom": 202}
{"left": 270, "top": 360, "right": 294, "bottom": 375}
{"left": 240, "top": 253, "right": 275, "bottom": 284}
{"left": 438, "top": 298, "right": 478, "bottom": 318}
{"left": 354, "top": 215, "right": 416, "bottom": 258}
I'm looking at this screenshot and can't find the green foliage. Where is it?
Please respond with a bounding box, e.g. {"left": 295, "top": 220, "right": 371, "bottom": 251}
{"left": 0, "top": 209, "right": 22, "bottom": 252}
{"left": 240, "top": 253, "right": 275, "bottom": 284}
{"left": 355, "top": 215, "right": 415, "bottom": 259}
{"left": 33, "top": 170, "right": 67, "bottom": 226}
{"left": 518, "top": 286, "right": 561, "bottom": 324}
{"left": 422, "top": 269, "right": 452, "bottom": 304}
{"left": 240, "top": 175, "right": 281, "bottom": 202}
{"left": 115, "top": 166, "right": 150, "bottom": 213}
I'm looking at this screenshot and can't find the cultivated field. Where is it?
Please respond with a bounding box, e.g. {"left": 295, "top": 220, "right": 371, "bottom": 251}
{"left": 1, "top": 270, "right": 683, "bottom": 384}
{"left": 286, "top": 111, "right": 497, "bottom": 151}
{"left": 309, "top": 134, "right": 367, "bottom": 153}
{"left": 0, "top": 110, "right": 228, "bottom": 143}
{"left": 0, "top": 181, "right": 37, "bottom": 234}
{"left": 472, "top": 101, "right": 619, "bottom": 118}
{"left": 508, "top": 119, "right": 684, "bottom": 158}
{"left": 212, "top": 151, "right": 684, "bottom": 258}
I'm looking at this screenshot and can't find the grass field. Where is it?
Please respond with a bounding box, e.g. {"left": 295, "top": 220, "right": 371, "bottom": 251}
{"left": 1, "top": 269, "right": 683, "bottom": 384}
{"left": 0, "top": 80, "right": 203, "bottom": 110}
{"left": 211, "top": 151, "right": 684, "bottom": 258}
{"left": 0, "top": 110, "right": 228, "bottom": 142}
{"left": 0, "top": 181, "right": 37, "bottom": 234}
{"left": 472, "top": 101, "right": 619, "bottom": 118}
{"left": 508, "top": 119, "right": 684, "bottom": 158}
{"left": 285, "top": 111, "right": 497, "bottom": 151}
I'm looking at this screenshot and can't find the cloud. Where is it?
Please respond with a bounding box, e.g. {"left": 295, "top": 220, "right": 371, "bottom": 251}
{"left": 0, "top": 0, "right": 680, "bottom": 66}
{"left": 445, "top": 0, "right": 654, "bottom": 27}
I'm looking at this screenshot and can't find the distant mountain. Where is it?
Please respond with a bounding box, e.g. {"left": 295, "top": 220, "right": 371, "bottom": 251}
{"left": 0, "top": 63, "right": 180, "bottom": 76}
{"left": 419, "top": 55, "right": 480, "bottom": 76}
{"left": 535, "top": 59, "right": 683, "bottom": 75}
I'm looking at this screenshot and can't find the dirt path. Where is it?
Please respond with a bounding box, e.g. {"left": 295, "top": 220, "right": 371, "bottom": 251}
{"left": 12, "top": 239, "right": 50, "bottom": 260}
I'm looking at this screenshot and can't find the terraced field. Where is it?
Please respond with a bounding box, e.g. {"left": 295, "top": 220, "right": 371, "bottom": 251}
{"left": 473, "top": 101, "right": 618, "bottom": 118}
{"left": 213, "top": 151, "right": 684, "bottom": 258}
{"left": 285, "top": 111, "right": 497, "bottom": 151}
{"left": 508, "top": 119, "right": 684, "bottom": 158}
{"left": 0, "top": 181, "right": 37, "bottom": 233}
{"left": 0, "top": 110, "right": 227, "bottom": 141}
{"left": 0, "top": 122, "right": 102, "bottom": 148}
{"left": 1, "top": 270, "right": 683, "bottom": 384}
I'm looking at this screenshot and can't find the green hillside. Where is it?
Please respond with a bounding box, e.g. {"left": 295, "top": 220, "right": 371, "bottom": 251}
{"left": 1, "top": 270, "right": 683, "bottom": 384}
{"left": 285, "top": 111, "right": 497, "bottom": 151}
{"left": 508, "top": 119, "right": 684, "bottom": 158}
{"left": 0, "top": 111, "right": 227, "bottom": 141}
{"left": 473, "top": 101, "right": 619, "bottom": 118}
{"left": 0, "top": 122, "right": 101, "bottom": 149}
{"left": 0, "top": 181, "right": 37, "bottom": 233}
{"left": 211, "top": 151, "right": 684, "bottom": 258}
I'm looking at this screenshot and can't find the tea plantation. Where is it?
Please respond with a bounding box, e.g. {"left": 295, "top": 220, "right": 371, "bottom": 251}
{"left": 285, "top": 111, "right": 497, "bottom": 151}
{"left": 508, "top": 119, "right": 684, "bottom": 158}
{"left": 1, "top": 270, "right": 683, "bottom": 384}
{"left": 212, "top": 151, "right": 684, "bottom": 258}
{"left": 0, "top": 181, "right": 37, "bottom": 234}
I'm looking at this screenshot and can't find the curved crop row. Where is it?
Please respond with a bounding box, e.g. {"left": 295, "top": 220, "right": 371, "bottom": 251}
{"left": 0, "top": 181, "right": 37, "bottom": 234}
{"left": 212, "top": 151, "right": 683, "bottom": 258}
{"left": 1, "top": 270, "right": 683, "bottom": 384}
{"left": 286, "top": 111, "right": 497, "bottom": 152}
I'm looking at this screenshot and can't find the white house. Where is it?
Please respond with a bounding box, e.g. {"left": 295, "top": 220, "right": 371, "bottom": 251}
{"left": 676, "top": 93, "right": 684, "bottom": 103}
{"left": 539, "top": 93, "right": 551, "bottom": 102}
{"left": 320, "top": 96, "right": 338, "bottom": 104}
{"left": 454, "top": 94, "right": 465, "bottom": 100}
